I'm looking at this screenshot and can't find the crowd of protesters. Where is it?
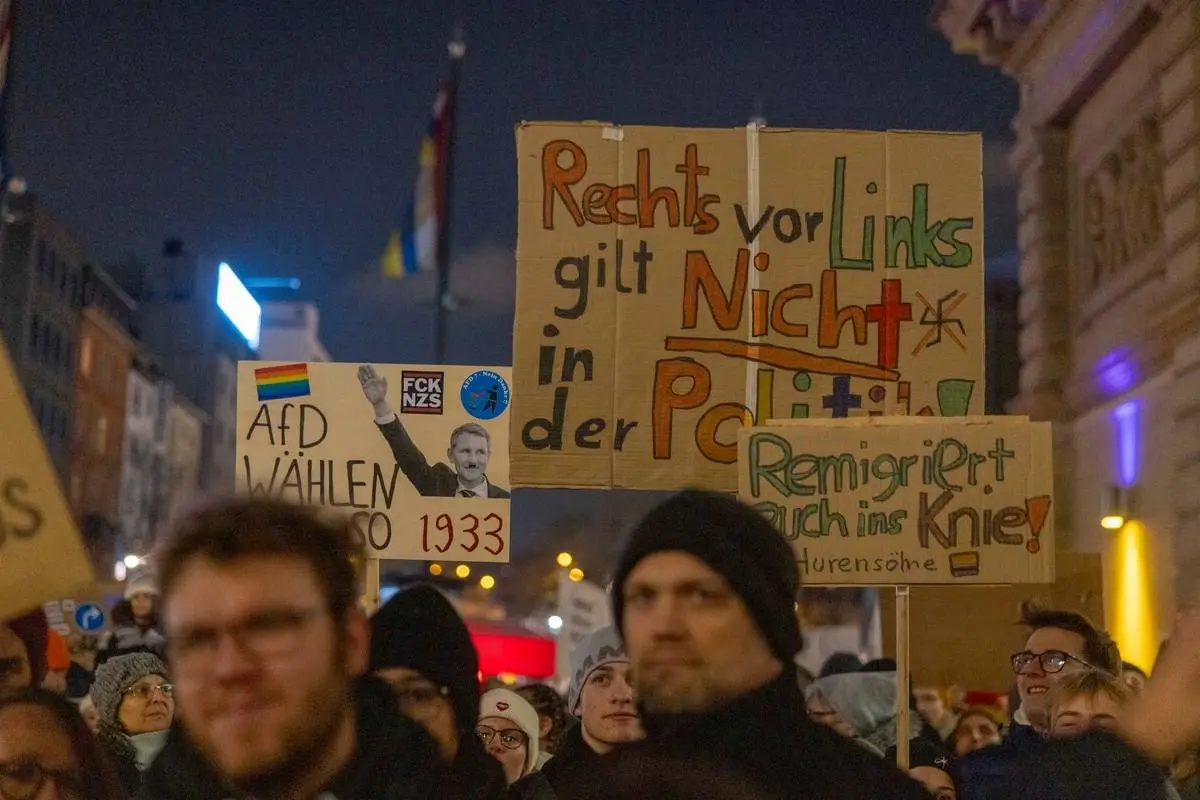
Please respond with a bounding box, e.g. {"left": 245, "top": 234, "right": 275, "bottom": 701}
{"left": 2, "top": 490, "right": 1199, "bottom": 799}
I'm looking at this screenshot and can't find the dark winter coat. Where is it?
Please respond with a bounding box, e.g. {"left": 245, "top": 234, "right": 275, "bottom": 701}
{"left": 94, "top": 601, "right": 166, "bottom": 668}
{"left": 539, "top": 723, "right": 598, "bottom": 794}
{"left": 447, "top": 732, "right": 508, "bottom": 800}
{"left": 97, "top": 724, "right": 142, "bottom": 797}
{"left": 554, "top": 672, "right": 931, "bottom": 800}
{"left": 135, "top": 677, "right": 445, "bottom": 800}
{"left": 956, "top": 720, "right": 1046, "bottom": 800}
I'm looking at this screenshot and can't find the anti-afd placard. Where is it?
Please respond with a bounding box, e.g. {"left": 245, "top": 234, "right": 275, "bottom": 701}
{"left": 0, "top": 340, "right": 94, "bottom": 620}
{"left": 236, "top": 362, "right": 512, "bottom": 562}
{"left": 737, "top": 416, "right": 1054, "bottom": 586}
{"left": 512, "top": 123, "right": 984, "bottom": 492}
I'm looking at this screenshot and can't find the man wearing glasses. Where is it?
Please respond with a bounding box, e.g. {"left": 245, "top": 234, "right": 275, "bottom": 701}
{"left": 137, "top": 498, "right": 445, "bottom": 800}
{"left": 956, "top": 601, "right": 1121, "bottom": 800}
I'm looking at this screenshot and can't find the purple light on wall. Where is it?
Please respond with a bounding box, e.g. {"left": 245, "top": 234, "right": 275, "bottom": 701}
{"left": 1112, "top": 400, "right": 1140, "bottom": 488}
{"left": 1095, "top": 348, "right": 1137, "bottom": 395}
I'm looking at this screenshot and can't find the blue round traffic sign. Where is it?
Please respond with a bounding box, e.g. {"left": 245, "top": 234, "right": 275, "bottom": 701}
{"left": 74, "top": 603, "right": 105, "bottom": 632}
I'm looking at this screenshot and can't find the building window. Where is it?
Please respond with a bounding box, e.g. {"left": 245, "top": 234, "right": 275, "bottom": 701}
{"left": 79, "top": 335, "right": 92, "bottom": 377}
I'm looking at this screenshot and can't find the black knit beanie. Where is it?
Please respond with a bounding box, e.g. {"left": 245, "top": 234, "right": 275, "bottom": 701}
{"left": 612, "top": 490, "right": 802, "bottom": 666}
{"left": 369, "top": 585, "right": 481, "bottom": 738}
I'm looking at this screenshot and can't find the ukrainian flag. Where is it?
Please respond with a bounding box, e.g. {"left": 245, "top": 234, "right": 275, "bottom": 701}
{"left": 383, "top": 84, "right": 453, "bottom": 279}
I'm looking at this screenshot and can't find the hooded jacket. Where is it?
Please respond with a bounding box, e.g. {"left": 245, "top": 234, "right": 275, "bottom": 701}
{"left": 806, "top": 671, "right": 925, "bottom": 759}
{"left": 578, "top": 671, "right": 931, "bottom": 800}
{"left": 135, "top": 677, "right": 445, "bottom": 800}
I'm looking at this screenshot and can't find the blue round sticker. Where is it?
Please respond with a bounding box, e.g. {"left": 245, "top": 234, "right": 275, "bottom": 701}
{"left": 74, "top": 603, "right": 105, "bottom": 632}
{"left": 460, "top": 370, "right": 510, "bottom": 421}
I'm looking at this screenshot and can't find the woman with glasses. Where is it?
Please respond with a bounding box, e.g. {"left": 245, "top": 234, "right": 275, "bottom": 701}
{"left": 370, "top": 585, "right": 506, "bottom": 800}
{"left": 90, "top": 652, "right": 175, "bottom": 795}
{"left": 0, "top": 686, "right": 124, "bottom": 800}
{"left": 478, "top": 689, "right": 555, "bottom": 799}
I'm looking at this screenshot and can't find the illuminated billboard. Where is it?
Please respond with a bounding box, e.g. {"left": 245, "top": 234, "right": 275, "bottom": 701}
{"left": 217, "top": 263, "right": 262, "bottom": 350}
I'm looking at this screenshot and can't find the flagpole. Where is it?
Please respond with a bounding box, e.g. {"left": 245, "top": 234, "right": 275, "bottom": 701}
{"left": 434, "top": 26, "right": 465, "bottom": 364}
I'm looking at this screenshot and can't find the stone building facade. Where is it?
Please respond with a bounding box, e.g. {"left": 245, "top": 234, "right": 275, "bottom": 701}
{"left": 934, "top": 0, "right": 1199, "bottom": 665}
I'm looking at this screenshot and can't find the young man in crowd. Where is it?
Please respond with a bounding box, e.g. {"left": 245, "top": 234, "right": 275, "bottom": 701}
{"left": 540, "top": 626, "right": 643, "bottom": 791}
{"left": 956, "top": 602, "right": 1121, "bottom": 800}
{"left": 569, "top": 490, "right": 931, "bottom": 800}
{"left": 138, "top": 498, "right": 444, "bottom": 800}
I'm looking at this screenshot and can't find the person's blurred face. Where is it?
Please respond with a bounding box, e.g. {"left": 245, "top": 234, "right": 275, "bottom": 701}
{"left": 118, "top": 674, "right": 175, "bottom": 735}
{"left": 376, "top": 667, "right": 457, "bottom": 762}
{"left": 915, "top": 687, "right": 947, "bottom": 726}
{"left": 951, "top": 712, "right": 1001, "bottom": 756}
{"left": 0, "top": 626, "right": 31, "bottom": 691}
{"left": 806, "top": 692, "right": 855, "bottom": 738}
{"left": 578, "top": 662, "right": 642, "bottom": 753}
{"left": 130, "top": 592, "right": 155, "bottom": 620}
{"left": 910, "top": 766, "right": 956, "bottom": 800}
{"left": 1050, "top": 691, "right": 1123, "bottom": 738}
{"left": 164, "top": 555, "right": 367, "bottom": 793}
{"left": 0, "top": 703, "right": 86, "bottom": 800}
{"left": 477, "top": 715, "right": 527, "bottom": 785}
{"left": 622, "top": 552, "right": 782, "bottom": 715}
{"left": 1013, "top": 627, "right": 1088, "bottom": 723}
{"left": 448, "top": 432, "right": 489, "bottom": 487}
{"left": 40, "top": 670, "right": 67, "bottom": 695}
{"left": 80, "top": 701, "right": 100, "bottom": 735}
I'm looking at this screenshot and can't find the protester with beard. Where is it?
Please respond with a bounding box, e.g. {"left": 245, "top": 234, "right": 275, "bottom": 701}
{"left": 371, "top": 584, "right": 506, "bottom": 800}
{"left": 91, "top": 652, "right": 175, "bottom": 794}
{"left": 541, "top": 627, "right": 643, "bottom": 793}
{"left": 591, "top": 490, "right": 930, "bottom": 800}
{"left": 137, "top": 498, "right": 444, "bottom": 800}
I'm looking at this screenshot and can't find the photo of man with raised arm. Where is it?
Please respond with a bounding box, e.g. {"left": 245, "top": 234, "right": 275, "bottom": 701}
{"left": 358, "top": 364, "right": 510, "bottom": 498}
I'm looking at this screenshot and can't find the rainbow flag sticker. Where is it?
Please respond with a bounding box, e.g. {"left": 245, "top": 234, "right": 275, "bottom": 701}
{"left": 255, "top": 363, "right": 311, "bottom": 401}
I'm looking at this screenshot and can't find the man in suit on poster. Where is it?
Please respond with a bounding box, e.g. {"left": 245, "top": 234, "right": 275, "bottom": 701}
{"left": 358, "top": 365, "right": 510, "bottom": 498}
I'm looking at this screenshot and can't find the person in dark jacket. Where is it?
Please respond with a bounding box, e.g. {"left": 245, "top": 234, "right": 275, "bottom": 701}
{"left": 95, "top": 573, "right": 167, "bottom": 668}
{"left": 370, "top": 583, "right": 506, "bottom": 800}
{"left": 135, "top": 497, "right": 445, "bottom": 800}
{"left": 541, "top": 627, "right": 643, "bottom": 793}
{"left": 956, "top": 602, "right": 1122, "bottom": 800}
{"left": 576, "top": 490, "right": 931, "bottom": 800}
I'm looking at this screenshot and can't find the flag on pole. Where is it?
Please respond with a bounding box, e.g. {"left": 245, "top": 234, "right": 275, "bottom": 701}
{"left": 0, "top": 0, "right": 15, "bottom": 192}
{"left": 383, "top": 82, "right": 455, "bottom": 279}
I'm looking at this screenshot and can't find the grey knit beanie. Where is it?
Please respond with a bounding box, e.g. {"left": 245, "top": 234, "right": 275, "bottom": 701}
{"left": 91, "top": 652, "right": 169, "bottom": 728}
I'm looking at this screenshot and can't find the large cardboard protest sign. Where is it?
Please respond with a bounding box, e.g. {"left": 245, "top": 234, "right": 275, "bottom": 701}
{"left": 555, "top": 573, "right": 612, "bottom": 681}
{"left": 737, "top": 417, "right": 1054, "bottom": 586}
{"left": 237, "top": 362, "right": 512, "bottom": 562}
{"left": 512, "top": 123, "right": 984, "bottom": 491}
{"left": 0, "top": 341, "right": 93, "bottom": 620}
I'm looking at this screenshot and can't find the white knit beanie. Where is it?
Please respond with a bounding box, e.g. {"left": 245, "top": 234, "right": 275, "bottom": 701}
{"left": 479, "top": 688, "right": 540, "bottom": 774}
{"left": 567, "top": 627, "right": 628, "bottom": 715}
{"left": 124, "top": 573, "right": 159, "bottom": 600}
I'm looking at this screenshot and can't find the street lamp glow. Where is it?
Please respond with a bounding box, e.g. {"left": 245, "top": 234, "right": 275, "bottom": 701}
{"left": 480, "top": 575, "right": 495, "bottom": 590}
{"left": 568, "top": 567, "right": 585, "bottom": 582}
{"left": 548, "top": 615, "right": 563, "bottom": 631}
{"left": 429, "top": 563, "right": 443, "bottom": 576}
{"left": 123, "top": 555, "right": 142, "bottom": 569}
{"left": 556, "top": 552, "right": 573, "bottom": 568}
{"left": 455, "top": 564, "right": 470, "bottom": 579}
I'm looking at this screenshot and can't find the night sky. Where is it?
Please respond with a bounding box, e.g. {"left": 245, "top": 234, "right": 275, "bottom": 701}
{"left": 16, "top": 1, "right": 1020, "bottom": 583}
